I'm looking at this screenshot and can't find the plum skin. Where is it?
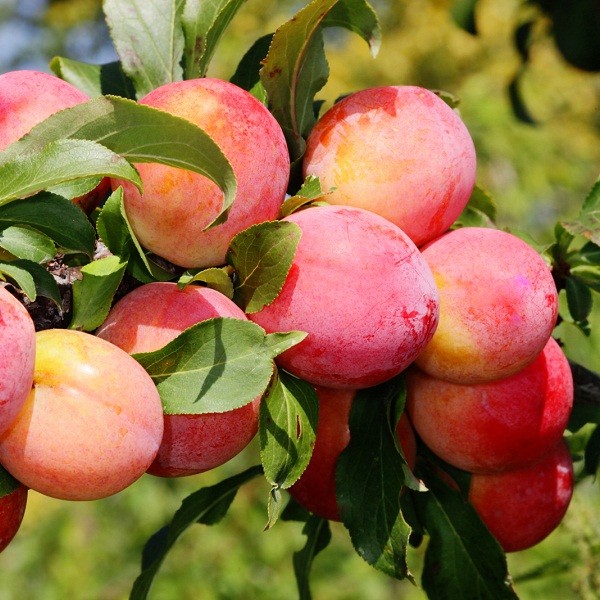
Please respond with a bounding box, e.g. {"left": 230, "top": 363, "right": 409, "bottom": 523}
{"left": 248, "top": 205, "right": 440, "bottom": 389}
{"left": 302, "top": 85, "right": 477, "bottom": 248}
{"left": 469, "top": 440, "right": 574, "bottom": 553}
{"left": 0, "top": 330, "right": 164, "bottom": 501}
{"left": 96, "top": 282, "right": 261, "bottom": 477}
{"left": 0, "top": 287, "right": 35, "bottom": 438}
{"left": 407, "top": 337, "right": 573, "bottom": 474}
{"left": 114, "top": 77, "right": 290, "bottom": 269}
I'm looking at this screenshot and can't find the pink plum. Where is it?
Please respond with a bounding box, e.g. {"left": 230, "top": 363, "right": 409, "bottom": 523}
{"left": 0, "top": 287, "right": 35, "bottom": 437}
{"left": 302, "top": 85, "right": 477, "bottom": 247}
{"left": 0, "top": 70, "right": 108, "bottom": 213}
{"left": 0, "top": 70, "right": 89, "bottom": 151}
{"left": 407, "top": 336, "right": 573, "bottom": 473}
{"left": 115, "top": 78, "right": 290, "bottom": 269}
{"left": 288, "top": 386, "right": 417, "bottom": 522}
{"left": 96, "top": 282, "right": 261, "bottom": 477}
{"left": 248, "top": 205, "right": 439, "bottom": 389}
{"left": 416, "top": 227, "right": 558, "bottom": 384}
{"left": 469, "top": 439, "right": 574, "bottom": 552}
{"left": 0, "top": 329, "right": 164, "bottom": 501}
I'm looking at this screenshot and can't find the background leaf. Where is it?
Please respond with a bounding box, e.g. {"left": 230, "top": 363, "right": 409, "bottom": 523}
{"left": 568, "top": 361, "right": 600, "bottom": 432}
{"left": 293, "top": 515, "right": 332, "bottom": 600}
{"left": 130, "top": 465, "right": 262, "bottom": 600}
{"left": 561, "top": 178, "right": 600, "bottom": 244}
{"left": 450, "top": 0, "right": 479, "bottom": 34}
{"left": 229, "top": 34, "right": 273, "bottom": 102}
{"left": 103, "top": 0, "right": 185, "bottom": 98}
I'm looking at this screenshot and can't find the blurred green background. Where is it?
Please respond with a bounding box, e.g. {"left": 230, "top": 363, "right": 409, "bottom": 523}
{"left": 0, "top": 0, "right": 599, "bottom": 598}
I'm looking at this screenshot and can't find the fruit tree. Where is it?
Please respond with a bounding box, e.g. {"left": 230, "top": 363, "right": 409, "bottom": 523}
{"left": 0, "top": 1, "right": 599, "bottom": 599}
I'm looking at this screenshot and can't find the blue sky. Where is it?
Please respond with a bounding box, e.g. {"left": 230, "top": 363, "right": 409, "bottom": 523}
{"left": 0, "top": 0, "right": 116, "bottom": 73}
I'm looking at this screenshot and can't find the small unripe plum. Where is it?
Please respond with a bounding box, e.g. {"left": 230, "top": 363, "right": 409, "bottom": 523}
{"left": 416, "top": 227, "right": 558, "bottom": 384}
{"left": 407, "top": 337, "right": 573, "bottom": 473}
{"left": 469, "top": 439, "right": 574, "bottom": 552}
{"left": 248, "top": 205, "right": 439, "bottom": 389}
{"left": 115, "top": 78, "right": 290, "bottom": 269}
{"left": 0, "top": 475, "right": 27, "bottom": 554}
{"left": 96, "top": 282, "right": 261, "bottom": 477}
{"left": 0, "top": 330, "right": 164, "bottom": 501}
{"left": 0, "top": 287, "right": 35, "bottom": 437}
{"left": 288, "top": 386, "right": 417, "bottom": 521}
{"left": 302, "top": 85, "right": 477, "bottom": 247}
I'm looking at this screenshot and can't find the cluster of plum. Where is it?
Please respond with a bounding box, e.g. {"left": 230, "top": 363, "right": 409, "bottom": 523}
{"left": 0, "top": 69, "right": 573, "bottom": 560}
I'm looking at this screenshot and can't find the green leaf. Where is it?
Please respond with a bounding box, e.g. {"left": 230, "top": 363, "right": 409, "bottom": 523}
{"left": 565, "top": 276, "right": 594, "bottom": 322}
{"left": 227, "top": 221, "right": 302, "bottom": 313}
{"left": 9, "top": 259, "right": 62, "bottom": 307}
{"left": 260, "top": 370, "right": 319, "bottom": 494}
{"left": 69, "top": 256, "right": 127, "bottom": 331}
{"left": 568, "top": 361, "right": 600, "bottom": 432}
{"left": 96, "top": 187, "right": 133, "bottom": 259}
{"left": 414, "top": 464, "right": 518, "bottom": 600}
{"left": 130, "top": 465, "right": 262, "bottom": 600}
{"left": 336, "top": 378, "right": 414, "bottom": 580}
{"left": 453, "top": 184, "right": 497, "bottom": 229}
{"left": 103, "top": 0, "right": 185, "bottom": 98}
{"left": 127, "top": 251, "right": 178, "bottom": 284}
{"left": 0, "top": 464, "right": 20, "bottom": 499}
{"left": 0, "top": 226, "right": 56, "bottom": 263}
{"left": 508, "top": 67, "right": 537, "bottom": 125}
{"left": 0, "top": 261, "right": 36, "bottom": 300}
{"left": 50, "top": 57, "right": 136, "bottom": 99}
{"left": 181, "top": 0, "right": 247, "bottom": 79}
{"left": 177, "top": 267, "right": 234, "bottom": 299}
{"left": 1, "top": 95, "right": 237, "bottom": 231}
{"left": 570, "top": 265, "right": 600, "bottom": 293}
{"left": 230, "top": 34, "right": 273, "bottom": 102}
{"left": 47, "top": 176, "right": 104, "bottom": 201}
{"left": 133, "top": 317, "right": 306, "bottom": 415}
{"left": 450, "top": 0, "right": 479, "bottom": 34}
{"left": 280, "top": 175, "right": 327, "bottom": 217}
{"left": 561, "top": 177, "right": 600, "bottom": 245}
{"left": 573, "top": 241, "right": 600, "bottom": 266}
{"left": 322, "top": 0, "right": 381, "bottom": 57}
{"left": 260, "top": 0, "right": 380, "bottom": 162}
{"left": 293, "top": 515, "right": 332, "bottom": 600}
{"left": 0, "top": 193, "right": 96, "bottom": 257}
{"left": 552, "top": 222, "right": 575, "bottom": 259}
{"left": 584, "top": 424, "right": 600, "bottom": 476}
{"left": 0, "top": 138, "right": 141, "bottom": 207}
{"left": 97, "top": 187, "right": 179, "bottom": 284}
